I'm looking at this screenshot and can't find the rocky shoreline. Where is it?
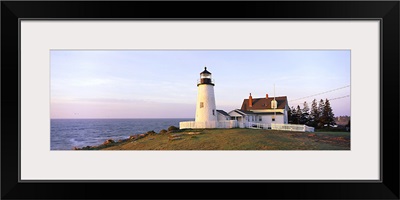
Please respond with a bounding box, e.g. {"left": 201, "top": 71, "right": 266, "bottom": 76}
{"left": 73, "top": 125, "right": 180, "bottom": 150}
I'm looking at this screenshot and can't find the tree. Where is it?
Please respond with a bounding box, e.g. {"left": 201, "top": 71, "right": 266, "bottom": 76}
{"left": 317, "top": 99, "right": 325, "bottom": 128}
{"left": 289, "top": 106, "right": 299, "bottom": 124}
{"left": 345, "top": 117, "right": 350, "bottom": 131}
{"left": 320, "top": 98, "right": 335, "bottom": 127}
{"left": 301, "top": 101, "right": 310, "bottom": 125}
{"left": 296, "top": 105, "right": 302, "bottom": 124}
{"left": 309, "top": 99, "right": 319, "bottom": 127}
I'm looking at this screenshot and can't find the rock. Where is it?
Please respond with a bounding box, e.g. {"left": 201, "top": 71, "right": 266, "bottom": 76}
{"left": 103, "top": 139, "right": 115, "bottom": 145}
{"left": 82, "top": 146, "right": 92, "bottom": 150}
{"left": 168, "top": 126, "right": 179, "bottom": 132}
{"left": 129, "top": 135, "right": 137, "bottom": 140}
{"left": 147, "top": 130, "right": 156, "bottom": 135}
{"left": 159, "top": 129, "right": 168, "bottom": 134}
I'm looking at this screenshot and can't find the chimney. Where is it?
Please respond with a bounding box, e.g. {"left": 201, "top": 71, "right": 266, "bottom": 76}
{"left": 248, "top": 93, "right": 253, "bottom": 108}
{"left": 266, "top": 93, "right": 269, "bottom": 99}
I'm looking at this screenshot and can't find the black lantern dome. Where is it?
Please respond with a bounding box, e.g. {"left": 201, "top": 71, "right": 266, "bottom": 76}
{"left": 198, "top": 67, "right": 214, "bottom": 86}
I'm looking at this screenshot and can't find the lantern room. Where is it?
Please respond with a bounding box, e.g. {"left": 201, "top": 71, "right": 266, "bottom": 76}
{"left": 198, "top": 67, "right": 214, "bottom": 86}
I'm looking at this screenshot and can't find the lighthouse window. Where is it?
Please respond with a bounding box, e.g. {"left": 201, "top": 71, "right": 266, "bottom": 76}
{"left": 200, "top": 102, "right": 204, "bottom": 108}
{"left": 212, "top": 110, "right": 215, "bottom": 116}
{"left": 200, "top": 74, "right": 211, "bottom": 79}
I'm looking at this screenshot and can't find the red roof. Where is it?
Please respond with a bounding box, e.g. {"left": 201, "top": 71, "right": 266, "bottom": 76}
{"left": 241, "top": 96, "right": 288, "bottom": 111}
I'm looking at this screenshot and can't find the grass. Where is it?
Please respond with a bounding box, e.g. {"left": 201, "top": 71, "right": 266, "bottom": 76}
{"left": 81, "top": 128, "right": 350, "bottom": 150}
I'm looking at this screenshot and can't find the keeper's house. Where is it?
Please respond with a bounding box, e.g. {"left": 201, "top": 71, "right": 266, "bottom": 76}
{"left": 229, "top": 93, "right": 289, "bottom": 125}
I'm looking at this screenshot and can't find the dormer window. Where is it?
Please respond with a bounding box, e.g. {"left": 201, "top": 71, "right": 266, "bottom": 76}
{"left": 271, "top": 99, "right": 278, "bottom": 109}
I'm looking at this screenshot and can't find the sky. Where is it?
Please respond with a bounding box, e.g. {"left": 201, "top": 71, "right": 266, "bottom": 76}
{"left": 50, "top": 50, "right": 351, "bottom": 119}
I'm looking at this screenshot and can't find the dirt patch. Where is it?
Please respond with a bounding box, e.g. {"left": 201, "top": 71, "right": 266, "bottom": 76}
{"left": 169, "top": 134, "right": 183, "bottom": 141}
{"left": 185, "top": 132, "right": 202, "bottom": 135}
{"left": 288, "top": 133, "right": 303, "bottom": 138}
{"left": 313, "top": 136, "right": 350, "bottom": 147}
{"left": 287, "top": 132, "right": 350, "bottom": 148}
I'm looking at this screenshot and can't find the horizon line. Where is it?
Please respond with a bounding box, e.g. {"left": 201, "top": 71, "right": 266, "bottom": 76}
{"left": 50, "top": 117, "right": 196, "bottom": 120}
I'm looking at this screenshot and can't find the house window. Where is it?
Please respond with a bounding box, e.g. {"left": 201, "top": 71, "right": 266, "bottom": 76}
{"left": 212, "top": 109, "right": 215, "bottom": 116}
{"left": 200, "top": 102, "right": 204, "bottom": 108}
{"left": 272, "top": 116, "right": 276, "bottom": 122}
{"left": 259, "top": 116, "right": 262, "bottom": 121}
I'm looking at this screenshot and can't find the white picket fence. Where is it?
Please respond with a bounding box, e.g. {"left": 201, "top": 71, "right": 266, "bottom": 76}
{"left": 248, "top": 122, "right": 271, "bottom": 129}
{"left": 271, "top": 123, "right": 315, "bottom": 132}
{"left": 179, "top": 120, "right": 238, "bottom": 129}
{"left": 180, "top": 121, "right": 314, "bottom": 132}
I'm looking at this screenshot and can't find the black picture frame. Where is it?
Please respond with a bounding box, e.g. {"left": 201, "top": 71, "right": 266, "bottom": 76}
{"left": 2, "top": 1, "right": 399, "bottom": 199}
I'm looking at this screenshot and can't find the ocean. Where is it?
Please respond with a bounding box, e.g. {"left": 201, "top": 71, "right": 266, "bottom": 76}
{"left": 50, "top": 118, "right": 194, "bottom": 150}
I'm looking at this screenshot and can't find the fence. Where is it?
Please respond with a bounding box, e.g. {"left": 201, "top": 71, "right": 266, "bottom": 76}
{"left": 248, "top": 122, "right": 271, "bottom": 130}
{"left": 271, "top": 123, "right": 315, "bottom": 132}
{"left": 304, "top": 126, "right": 315, "bottom": 132}
{"left": 179, "top": 120, "right": 238, "bottom": 129}
{"left": 180, "top": 121, "right": 314, "bottom": 132}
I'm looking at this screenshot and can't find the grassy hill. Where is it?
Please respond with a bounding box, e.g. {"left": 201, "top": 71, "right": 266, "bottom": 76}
{"left": 78, "top": 128, "right": 350, "bottom": 150}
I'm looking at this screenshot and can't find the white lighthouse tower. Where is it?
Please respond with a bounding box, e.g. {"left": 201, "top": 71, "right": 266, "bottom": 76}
{"left": 195, "top": 67, "right": 217, "bottom": 124}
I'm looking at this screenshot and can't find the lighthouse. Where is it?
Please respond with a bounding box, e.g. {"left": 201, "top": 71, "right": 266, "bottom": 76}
{"left": 195, "top": 67, "right": 217, "bottom": 123}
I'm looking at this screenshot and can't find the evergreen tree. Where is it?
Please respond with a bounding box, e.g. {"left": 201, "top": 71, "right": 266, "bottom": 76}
{"left": 290, "top": 106, "right": 298, "bottom": 124}
{"left": 296, "top": 105, "right": 302, "bottom": 124}
{"left": 345, "top": 117, "right": 350, "bottom": 131}
{"left": 321, "top": 98, "right": 335, "bottom": 126}
{"left": 310, "top": 99, "right": 319, "bottom": 127}
{"left": 301, "top": 101, "right": 310, "bottom": 125}
{"left": 317, "top": 99, "right": 325, "bottom": 128}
